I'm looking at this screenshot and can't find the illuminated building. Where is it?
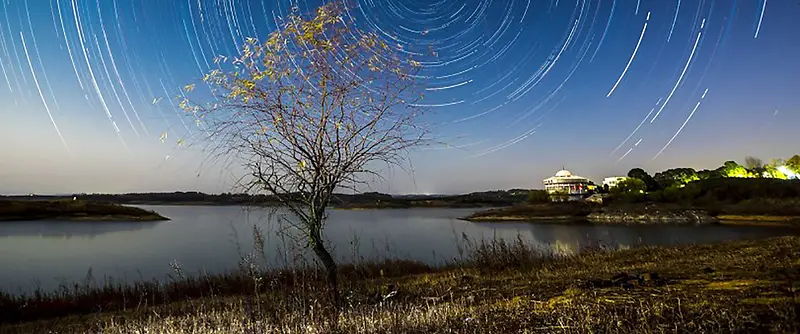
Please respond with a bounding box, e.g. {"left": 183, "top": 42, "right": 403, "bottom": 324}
{"left": 603, "top": 176, "right": 628, "bottom": 188}
{"left": 542, "top": 170, "right": 592, "bottom": 201}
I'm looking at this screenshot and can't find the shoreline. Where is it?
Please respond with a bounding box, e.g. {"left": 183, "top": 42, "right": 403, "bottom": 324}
{"left": 0, "top": 215, "right": 168, "bottom": 222}
{"left": 459, "top": 204, "right": 800, "bottom": 227}
{"left": 463, "top": 215, "right": 800, "bottom": 226}
{"left": 716, "top": 214, "right": 800, "bottom": 222}
{"left": 457, "top": 215, "right": 586, "bottom": 223}
{"left": 63, "top": 214, "right": 168, "bottom": 222}
{"left": 718, "top": 216, "right": 800, "bottom": 228}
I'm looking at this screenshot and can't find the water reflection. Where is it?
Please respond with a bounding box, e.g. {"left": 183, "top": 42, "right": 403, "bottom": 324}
{"left": 467, "top": 222, "right": 799, "bottom": 256}
{"left": 0, "top": 221, "right": 162, "bottom": 239}
{"left": 0, "top": 205, "right": 796, "bottom": 293}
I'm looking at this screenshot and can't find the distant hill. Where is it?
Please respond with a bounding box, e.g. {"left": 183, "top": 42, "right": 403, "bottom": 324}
{"left": 0, "top": 189, "right": 534, "bottom": 209}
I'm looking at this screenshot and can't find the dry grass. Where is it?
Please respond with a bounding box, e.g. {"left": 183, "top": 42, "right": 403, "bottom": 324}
{"left": 718, "top": 215, "right": 800, "bottom": 228}
{"left": 717, "top": 215, "right": 799, "bottom": 222}
{"left": 2, "top": 236, "right": 799, "bottom": 333}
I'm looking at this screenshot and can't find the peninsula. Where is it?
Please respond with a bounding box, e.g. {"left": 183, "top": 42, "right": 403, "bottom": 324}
{"left": 463, "top": 162, "right": 800, "bottom": 227}
{"left": 0, "top": 199, "right": 169, "bottom": 222}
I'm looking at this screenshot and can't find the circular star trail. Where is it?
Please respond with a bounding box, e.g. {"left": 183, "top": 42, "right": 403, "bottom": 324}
{"left": 0, "top": 0, "right": 796, "bottom": 169}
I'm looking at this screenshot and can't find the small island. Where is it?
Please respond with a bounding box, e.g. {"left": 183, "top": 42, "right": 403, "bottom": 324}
{"left": 0, "top": 199, "right": 169, "bottom": 222}
{"left": 460, "top": 202, "right": 596, "bottom": 223}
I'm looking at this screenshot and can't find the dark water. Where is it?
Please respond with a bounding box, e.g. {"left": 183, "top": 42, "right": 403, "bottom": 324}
{"left": 0, "top": 205, "right": 796, "bottom": 293}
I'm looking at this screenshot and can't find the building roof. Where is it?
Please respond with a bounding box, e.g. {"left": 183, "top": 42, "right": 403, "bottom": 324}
{"left": 555, "top": 170, "right": 573, "bottom": 177}
{"left": 544, "top": 176, "right": 589, "bottom": 182}
{"left": 544, "top": 169, "right": 590, "bottom": 183}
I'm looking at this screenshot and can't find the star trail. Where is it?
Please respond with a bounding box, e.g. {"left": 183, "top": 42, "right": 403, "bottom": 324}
{"left": 1, "top": 0, "right": 799, "bottom": 194}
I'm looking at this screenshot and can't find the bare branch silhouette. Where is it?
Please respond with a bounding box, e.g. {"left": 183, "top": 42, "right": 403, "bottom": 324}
{"left": 183, "top": 1, "right": 428, "bottom": 310}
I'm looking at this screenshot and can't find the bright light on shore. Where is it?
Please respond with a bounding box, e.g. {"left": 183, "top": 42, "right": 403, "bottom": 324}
{"left": 777, "top": 166, "right": 798, "bottom": 179}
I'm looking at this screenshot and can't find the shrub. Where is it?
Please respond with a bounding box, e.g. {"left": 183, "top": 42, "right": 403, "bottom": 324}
{"left": 646, "top": 178, "right": 800, "bottom": 205}
{"left": 610, "top": 178, "right": 647, "bottom": 203}
{"left": 527, "top": 190, "right": 550, "bottom": 204}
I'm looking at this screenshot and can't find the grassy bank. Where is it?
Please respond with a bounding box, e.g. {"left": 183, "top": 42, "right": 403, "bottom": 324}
{"left": 2, "top": 236, "right": 798, "bottom": 333}
{"left": 718, "top": 215, "right": 800, "bottom": 228}
{"left": 0, "top": 200, "right": 169, "bottom": 222}
{"left": 460, "top": 203, "right": 595, "bottom": 222}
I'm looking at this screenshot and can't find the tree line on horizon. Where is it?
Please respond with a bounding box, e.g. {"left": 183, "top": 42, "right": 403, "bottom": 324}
{"left": 527, "top": 154, "right": 800, "bottom": 205}
{"left": 620, "top": 154, "right": 800, "bottom": 193}
{"left": 603, "top": 154, "right": 800, "bottom": 205}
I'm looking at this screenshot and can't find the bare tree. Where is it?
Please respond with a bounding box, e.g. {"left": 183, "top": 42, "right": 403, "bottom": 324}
{"left": 744, "top": 156, "right": 763, "bottom": 170}
{"left": 744, "top": 156, "right": 764, "bottom": 177}
{"left": 182, "top": 2, "right": 426, "bottom": 306}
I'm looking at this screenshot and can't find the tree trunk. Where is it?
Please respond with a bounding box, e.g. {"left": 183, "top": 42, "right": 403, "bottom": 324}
{"left": 311, "top": 235, "right": 340, "bottom": 309}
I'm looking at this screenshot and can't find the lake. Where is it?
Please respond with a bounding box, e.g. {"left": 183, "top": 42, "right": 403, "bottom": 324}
{"left": 0, "top": 205, "right": 796, "bottom": 294}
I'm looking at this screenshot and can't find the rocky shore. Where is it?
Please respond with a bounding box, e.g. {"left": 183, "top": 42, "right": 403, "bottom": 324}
{"left": 462, "top": 203, "right": 731, "bottom": 225}
{"left": 587, "top": 208, "right": 718, "bottom": 224}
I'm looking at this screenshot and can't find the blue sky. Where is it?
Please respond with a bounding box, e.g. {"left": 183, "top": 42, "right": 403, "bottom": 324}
{"left": 0, "top": 0, "right": 798, "bottom": 195}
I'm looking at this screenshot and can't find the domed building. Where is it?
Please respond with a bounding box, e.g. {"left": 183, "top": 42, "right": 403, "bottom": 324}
{"left": 542, "top": 169, "right": 592, "bottom": 201}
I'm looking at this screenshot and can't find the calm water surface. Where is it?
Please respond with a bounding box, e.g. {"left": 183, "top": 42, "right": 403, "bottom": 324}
{"left": 0, "top": 205, "right": 796, "bottom": 293}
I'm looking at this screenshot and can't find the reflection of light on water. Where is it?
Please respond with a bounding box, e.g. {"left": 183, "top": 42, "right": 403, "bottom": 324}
{"left": 551, "top": 240, "right": 576, "bottom": 256}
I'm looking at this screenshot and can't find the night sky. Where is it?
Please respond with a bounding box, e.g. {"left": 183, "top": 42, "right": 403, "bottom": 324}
{"left": 0, "top": 0, "right": 798, "bottom": 195}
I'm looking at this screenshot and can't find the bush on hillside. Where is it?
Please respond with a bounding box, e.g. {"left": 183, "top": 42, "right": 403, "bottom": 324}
{"left": 716, "top": 198, "right": 800, "bottom": 216}
{"left": 608, "top": 178, "right": 647, "bottom": 203}
{"left": 648, "top": 183, "right": 702, "bottom": 203}
{"left": 699, "top": 178, "right": 799, "bottom": 201}
{"left": 647, "top": 178, "right": 800, "bottom": 204}
{"left": 527, "top": 190, "right": 550, "bottom": 204}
